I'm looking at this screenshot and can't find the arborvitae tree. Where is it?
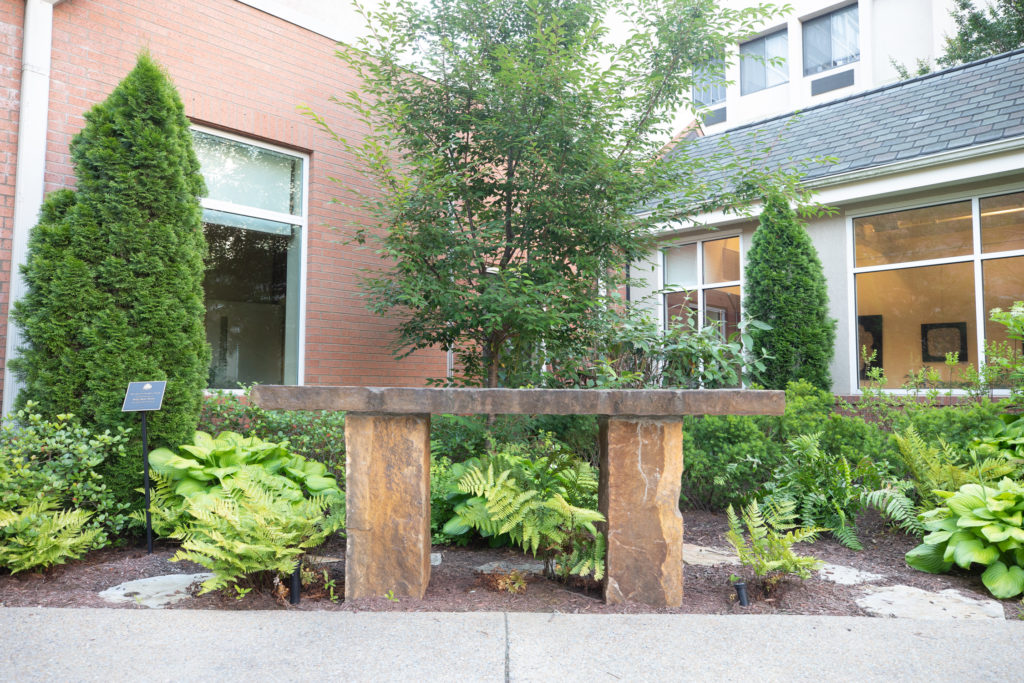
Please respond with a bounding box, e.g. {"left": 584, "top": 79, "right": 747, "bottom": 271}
{"left": 11, "top": 54, "right": 209, "bottom": 504}
{"left": 743, "top": 189, "right": 836, "bottom": 390}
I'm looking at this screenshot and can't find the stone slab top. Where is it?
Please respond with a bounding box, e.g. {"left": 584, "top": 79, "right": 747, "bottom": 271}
{"left": 250, "top": 385, "right": 785, "bottom": 417}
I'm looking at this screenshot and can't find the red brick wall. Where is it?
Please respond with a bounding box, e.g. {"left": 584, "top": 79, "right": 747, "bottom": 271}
{"left": 0, "top": 0, "right": 25, "bottom": 404}
{"left": 5, "top": 0, "right": 447, "bottom": 402}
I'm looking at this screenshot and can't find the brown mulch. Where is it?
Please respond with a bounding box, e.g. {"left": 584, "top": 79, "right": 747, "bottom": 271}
{"left": 1, "top": 510, "right": 1020, "bottom": 618}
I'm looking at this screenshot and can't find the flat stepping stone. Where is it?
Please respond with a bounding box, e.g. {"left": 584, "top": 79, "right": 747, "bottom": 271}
{"left": 682, "top": 544, "right": 739, "bottom": 567}
{"left": 99, "top": 573, "right": 212, "bottom": 609}
{"left": 305, "top": 555, "right": 344, "bottom": 564}
{"left": 431, "top": 553, "right": 442, "bottom": 566}
{"left": 474, "top": 560, "right": 546, "bottom": 576}
{"left": 857, "top": 585, "right": 1005, "bottom": 620}
{"left": 817, "top": 563, "right": 885, "bottom": 586}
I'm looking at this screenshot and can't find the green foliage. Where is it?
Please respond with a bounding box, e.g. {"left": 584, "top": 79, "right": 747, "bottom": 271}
{"left": 906, "top": 479, "right": 1024, "bottom": 599}
{"left": 681, "top": 414, "right": 778, "bottom": 510}
{"left": 940, "top": 0, "right": 1024, "bottom": 67}
{"left": 198, "top": 389, "right": 346, "bottom": 480}
{"left": 744, "top": 189, "right": 836, "bottom": 390}
{"left": 0, "top": 405, "right": 134, "bottom": 541}
{"left": 145, "top": 431, "right": 343, "bottom": 535}
{"left": 11, "top": 53, "right": 209, "bottom": 510}
{"left": 0, "top": 498, "right": 101, "bottom": 573}
{"left": 170, "top": 469, "right": 344, "bottom": 594}
{"left": 763, "top": 433, "right": 890, "bottom": 550}
{"left": 725, "top": 499, "right": 823, "bottom": 590}
{"left": 311, "top": 0, "right": 822, "bottom": 387}
{"left": 891, "top": 400, "right": 1007, "bottom": 450}
{"left": 987, "top": 302, "right": 1024, "bottom": 404}
{"left": 430, "top": 454, "right": 461, "bottom": 544}
{"left": 442, "top": 435, "right": 605, "bottom": 579}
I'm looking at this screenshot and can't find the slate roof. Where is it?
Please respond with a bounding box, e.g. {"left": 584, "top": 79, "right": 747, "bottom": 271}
{"left": 663, "top": 47, "right": 1024, "bottom": 191}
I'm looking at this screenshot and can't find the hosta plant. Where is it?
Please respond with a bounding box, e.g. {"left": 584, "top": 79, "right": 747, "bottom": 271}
{"left": 905, "top": 478, "right": 1024, "bottom": 599}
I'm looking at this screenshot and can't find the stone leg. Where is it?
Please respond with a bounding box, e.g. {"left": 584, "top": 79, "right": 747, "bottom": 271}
{"left": 344, "top": 412, "right": 431, "bottom": 600}
{"left": 599, "top": 417, "right": 684, "bottom": 607}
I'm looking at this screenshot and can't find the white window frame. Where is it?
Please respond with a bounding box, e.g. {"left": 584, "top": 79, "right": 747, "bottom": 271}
{"left": 661, "top": 231, "right": 744, "bottom": 333}
{"left": 191, "top": 123, "right": 310, "bottom": 390}
{"left": 846, "top": 186, "right": 1024, "bottom": 395}
{"left": 693, "top": 59, "right": 727, "bottom": 108}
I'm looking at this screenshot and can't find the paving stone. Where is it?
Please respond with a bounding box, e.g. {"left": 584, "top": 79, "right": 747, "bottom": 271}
{"left": 857, "top": 585, "right": 1005, "bottom": 620}
{"left": 305, "top": 555, "right": 344, "bottom": 564}
{"left": 474, "top": 560, "right": 546, "bottom": 576}
{"left": 431, "top": 553, "right": 442, "bottom": 567}
{"left": 98, "top": 573, "right": 212, "bottom": 609}
{"left": 817, "top": 563, "right": 885, "bottom": 586}
{"left": 682, "top": 543, "right": 739, "bottom": 567}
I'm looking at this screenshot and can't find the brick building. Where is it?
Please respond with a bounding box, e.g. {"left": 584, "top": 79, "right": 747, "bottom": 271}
{"left": 1, "top": 0, "right": 447, "bottom": 414}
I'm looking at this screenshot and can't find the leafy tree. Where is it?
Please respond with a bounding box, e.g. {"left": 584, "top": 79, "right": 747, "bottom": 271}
{"left": 11, "top": 54, "right": 210, "bottom": 505}
{"left": 743, "top": 189, "right": 835, "bottom": 390}
{"left": 892, "top": 0, "right": 1024, "bottom": 78}
{"left": 309, "top": 0, "right": 817, "bottom": 387}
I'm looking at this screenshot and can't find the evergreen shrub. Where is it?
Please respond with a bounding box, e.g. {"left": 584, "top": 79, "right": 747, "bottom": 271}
{"left": 11, "top": 54, "right": 209, "bottom": 509}
{"left": 744, "top": 189, "right": 836, "bottom": 390}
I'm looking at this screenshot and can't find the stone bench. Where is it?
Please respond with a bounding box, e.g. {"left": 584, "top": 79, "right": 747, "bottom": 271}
{"left": 250, "top": 386, "right": 785, "bottom": 607}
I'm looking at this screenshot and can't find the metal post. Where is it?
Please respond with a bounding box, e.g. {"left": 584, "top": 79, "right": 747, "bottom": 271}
{"left": 142, "top": 411, "right": 152, "bottom": 554}
{"left": 290, "top": 564, "right": 302, "bottom": 605}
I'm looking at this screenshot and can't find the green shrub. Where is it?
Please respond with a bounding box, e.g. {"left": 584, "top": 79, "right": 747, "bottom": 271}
{"left": 681, "top": 414, "right": 779, "bottom": 510}
{"left": 905, "top": 479, "right": 1024, "bottom": 599}
{"left": 442, "top": 434, "right": 605, "bottom": 579}
{"left": 11, "top": 54, "right": 209, "bottom": 510}
{"left": 725, "top": 499, "right": 823, "bottom": 591}
{"left": 892, "top": 400, "right": 1007, "bottom": 449}
{"left": 0, "top": 499, "right": 102, "bottom": 573}
{"left": 170, "top": 469, "right": 344, "bottom": 594}
{"left": 763, "top": 433, "right": 890, "bottom": 549}
{"left": 430, "top": 454, "right": 461, "bottom": 544}
{"left": 0, "top": 406, "right": 134, "bottom": 541}
{"left": 743, "top": 188, "right": 836, "bottom": 390}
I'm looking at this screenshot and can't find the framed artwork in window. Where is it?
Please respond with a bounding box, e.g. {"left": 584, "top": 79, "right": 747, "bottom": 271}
{"left": 921, "top": 322, "right": 968, "bottom": 363}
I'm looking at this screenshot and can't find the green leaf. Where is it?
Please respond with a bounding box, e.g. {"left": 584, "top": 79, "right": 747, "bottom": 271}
{"left": 979, "top": 523, "right": 1011, "bottom": 543}
{"left": 981, "top": 561, "right": 1024, "bottom": 599}
{"left": 906, "top": 542, "right": 953, "bottom": 574}
{"left": 951, "top": 538, "right": 1000, "bottom": 569}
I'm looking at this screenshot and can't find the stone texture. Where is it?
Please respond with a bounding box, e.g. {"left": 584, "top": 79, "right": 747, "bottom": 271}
{"left": 344, "top": 413, "right": 431, "bottom": 600}
{"left": 251, "top": 385, "right": 785, "bottom": 418}
{"left": 857, "top": 586, "right": 1005, "bottom": 620}
{"left": 817, "top": 563, "right": 884, "bottom": 586}
{"left": 600, "top": 417, "right": 684, "bottom": 607}
{"left": 474, "top": 560, "right": 547, "bottom": 576}
{"left": 98, "top": 573, "right": 212, "bottom": 609}
{"left": 682, "top": 543, "right": 739, "bottom": 567}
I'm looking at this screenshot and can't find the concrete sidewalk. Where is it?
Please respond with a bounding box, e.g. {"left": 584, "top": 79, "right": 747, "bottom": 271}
{"left": 1, "top": 608, "right": 1021, "bottom": 681}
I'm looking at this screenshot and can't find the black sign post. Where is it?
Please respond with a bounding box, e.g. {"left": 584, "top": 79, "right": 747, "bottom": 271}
{"left": 122, "top": 381, "right": 167, "bottom": 554}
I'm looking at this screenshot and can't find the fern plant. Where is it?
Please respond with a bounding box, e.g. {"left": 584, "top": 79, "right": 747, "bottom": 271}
{"left": 725, "top": 499, "right": 823, "bottom": 591}
{"left": 442, "top": 435, "right": 605, "bottom": 580}
{"left": 170, "top": 468, "right": 344, "bottom": 594}
{"left": 0, "top": 498, "right": 101, "bottom": 573}
{"left": 762, "top": 433, "right": 887, "bottom": 550}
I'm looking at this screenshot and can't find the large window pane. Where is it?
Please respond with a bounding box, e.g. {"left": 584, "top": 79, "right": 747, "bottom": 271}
{"left": 854, "top": 201, "right": 972, "bottom": 267}
{"left": 741, "top": 30, "right": 787, "bottom": 94}
{"left": 764, "top": 31, "right": 789, "bottom": 87}
{"left": 803, "top": 4, "right": 859, "bottom": 75}
{"left": 192, "top": 131, "right": 303, "bottom": 215}
{"left": 204, "top": 220, "right": 301, "bottom": 388}
{"left": 664, "top": 244, "right": 698, "bottom": 288}
{"left": 693, "top": 59, "right": 726, "bottom": 107}
{"left": 703, "top": 237, "right": 741, "bottom": 283}
{"left": 665, "top": 290, "right": 698, "bottom": 327}
{"left": 981, "top": 191, "right": 1024, "bottom": 253}
{"left": 705, "top": 286, "right": 741, "bottom": 340}
{"left": 856, "top": 262, "right": 976, "bottom": 388}
{"left": 983, "top": 256, "right": 1024, "bottom": 352}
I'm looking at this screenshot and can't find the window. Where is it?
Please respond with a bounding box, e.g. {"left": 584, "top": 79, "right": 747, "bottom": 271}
{"left": 663, "top": 236, "right": 742, "bottom": 341}
{"left": 693, "top": 59, "right": 726, "bottom": 108}
{"left": 803, "top": 4, "right": 859, "bottom": 76}
{"left": 852, "top": 191, "right": 1024, "bottom": 389}
{"left": 740, "top": 29, "right": 788, "bottom": 95}
{"left": 191, "top": 129, "right": 306, "bottom": 389}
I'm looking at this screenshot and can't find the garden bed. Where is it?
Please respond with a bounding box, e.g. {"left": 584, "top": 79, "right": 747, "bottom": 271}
{"left": 1, "top": 510, "right": 1018, "bottom": 619}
